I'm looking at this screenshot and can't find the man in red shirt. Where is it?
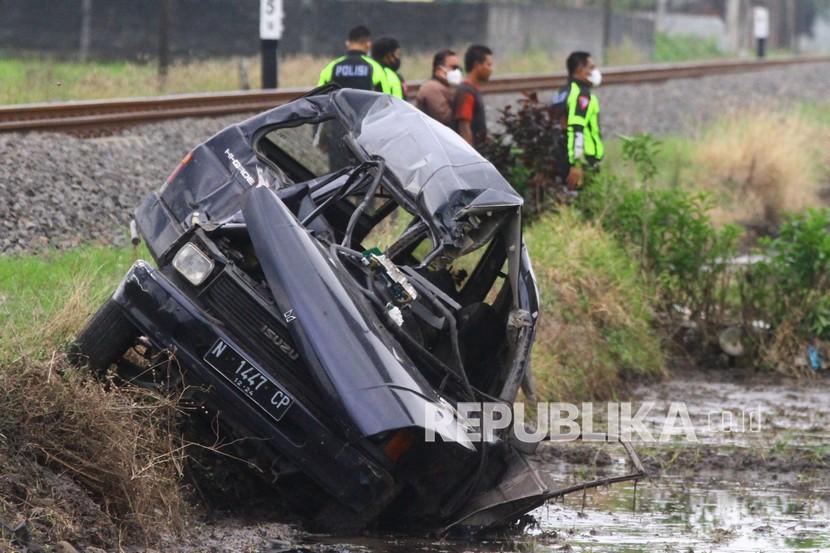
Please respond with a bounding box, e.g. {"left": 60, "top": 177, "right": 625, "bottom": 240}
{"left": 452, "top": 44, "right": 493, "bottom": 150}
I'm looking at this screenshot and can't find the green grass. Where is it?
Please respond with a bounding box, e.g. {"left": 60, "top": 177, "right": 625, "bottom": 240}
{"left": 653, "top": 32, "right": 725, "bottom": 63}
{"left": 0, "top": 245, "right": 146, "bottom": 359}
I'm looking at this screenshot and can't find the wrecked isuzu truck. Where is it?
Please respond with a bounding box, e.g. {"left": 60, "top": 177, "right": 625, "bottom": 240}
{"left": 71, "top": 87, "right": 565, "bottom": 532}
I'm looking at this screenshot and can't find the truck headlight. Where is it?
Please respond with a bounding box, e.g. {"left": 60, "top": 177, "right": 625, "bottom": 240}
{"left": 172, "top": 243, "right": 214, "bottom": 286}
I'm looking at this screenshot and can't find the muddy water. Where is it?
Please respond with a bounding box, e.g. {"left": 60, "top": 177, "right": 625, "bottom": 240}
{"left": 294, "top": 469, "right": 829, "bottom": 553}
{"left": 530, "top": 471, "right": 830, "bottom": 552}
{"left": 272, "top": 373, "right": 830, "bottom": 553}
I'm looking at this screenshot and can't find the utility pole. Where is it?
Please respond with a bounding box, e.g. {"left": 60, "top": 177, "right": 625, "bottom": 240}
{"left": 787, "top": 0, "right": 798, "bottom": 53}
{"left": 260, "top": 0, "right": 284, "bottom": 89}
{"left": 79, "top": 0, "right": 92, "bottom": 62}
{"left": 725, "top": 0, "right": 740, "bottom": 54}
{"left": 656, "top": 0, "right": 668, "bottom": 26}
{"left": 601, "top": 0, "right": 612, "bottom": 64}
{"left": 158, "top": 0, "right": 171, "bottom": 89}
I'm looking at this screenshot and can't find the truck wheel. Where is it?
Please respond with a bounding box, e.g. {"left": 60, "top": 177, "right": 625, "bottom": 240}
{"left": 69, "top": 299, "right": 138, "bottom": 375}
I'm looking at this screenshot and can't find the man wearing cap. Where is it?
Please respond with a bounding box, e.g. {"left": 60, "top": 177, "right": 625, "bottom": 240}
{"left": 318, "top": 25, "right": 390, "bottom": 94}
{"left": 552, "top": 51, "right": 604, "bottom": 188}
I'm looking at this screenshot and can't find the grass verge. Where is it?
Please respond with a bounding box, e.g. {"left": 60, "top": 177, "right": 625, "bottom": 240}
{"left": 689, "top": 107, "right": 830, "bottom": 227}
{"left": 526, "top": 208, "right": 666, "bottom": 401}
{"left": 603, "top": 103, "right": 830, "bottom": 230}
{"left": 0, "top": 245, "right": 145, "bottom": 360}
{"left": 653, "top": 33, "right": 725, "bottom": 63}
{"left": 0, "top": 247, "right": 186, "bottom": 549}
{"left": 0, "top": 51, "right": 564, "bottom": 105}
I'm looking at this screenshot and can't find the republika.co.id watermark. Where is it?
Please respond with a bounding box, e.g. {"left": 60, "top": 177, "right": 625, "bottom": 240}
{"left": 424, "top": 401, "right": 764, "bottom": 444}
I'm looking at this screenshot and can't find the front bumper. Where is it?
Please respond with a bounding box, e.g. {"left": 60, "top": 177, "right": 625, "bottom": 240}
{"left": 112, "top": 260, "right": 394, "bottom": 512}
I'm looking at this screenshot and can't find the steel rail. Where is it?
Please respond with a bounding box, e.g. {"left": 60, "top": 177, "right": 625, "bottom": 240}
{"left": 1, "top": 55, "right": 828, "bottom": 133}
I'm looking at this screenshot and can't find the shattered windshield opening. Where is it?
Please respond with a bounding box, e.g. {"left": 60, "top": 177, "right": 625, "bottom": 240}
{"left": 258, "top": 117, "right": 358, "bottom": 182}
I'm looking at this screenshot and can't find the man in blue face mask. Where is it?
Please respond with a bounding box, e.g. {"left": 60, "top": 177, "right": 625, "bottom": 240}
{"left": 552, "top": 51, "right": 604, "bottom": 189}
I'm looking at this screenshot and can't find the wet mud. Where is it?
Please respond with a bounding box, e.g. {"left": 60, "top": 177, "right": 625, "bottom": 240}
{"left": 160, "top": 370, "right": 830, "bottom": 552}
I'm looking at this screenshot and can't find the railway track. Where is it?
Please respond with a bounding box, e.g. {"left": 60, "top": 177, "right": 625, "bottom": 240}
{"left": 1, "top": 55, "right": 828, "bottom": 134}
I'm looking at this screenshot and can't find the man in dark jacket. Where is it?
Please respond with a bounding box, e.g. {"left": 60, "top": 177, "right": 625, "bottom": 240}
{"left": 416, "top": 49, "right": 461, "bottom": 127}
{"left": 453, "top": 44, "right": 493, "bottom": 150}
{"left": 318, "top": 25, "right": 390, "bottom": 94}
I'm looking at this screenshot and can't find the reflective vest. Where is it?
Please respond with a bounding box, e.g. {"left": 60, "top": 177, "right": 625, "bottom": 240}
{"left": 564, "top": 80, "right": 604, "bottom": 165}
{"left": 383, "top": 67, "right": 404, "bottom": 99}
{"left": 318, "top": 51, "right": 390, "bottom": 94}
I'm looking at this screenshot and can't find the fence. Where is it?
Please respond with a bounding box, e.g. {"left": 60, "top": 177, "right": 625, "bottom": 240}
{"left": 0, "top": 0, "right": 654, "bottom": 61}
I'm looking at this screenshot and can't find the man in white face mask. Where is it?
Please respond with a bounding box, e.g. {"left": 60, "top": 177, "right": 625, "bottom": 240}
{"left": 553, "top": 51, "right": 604, "bottom": 189}
{"left": 416, "top": 49, "right": 461, "bottom": 127}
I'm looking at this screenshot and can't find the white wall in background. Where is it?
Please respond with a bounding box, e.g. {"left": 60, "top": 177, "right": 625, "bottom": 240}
{"left": 799, "top": 13, "right": 830, "bottom": 53}
{"left": 653, "top": 13, "right": 729, "bottom": 50}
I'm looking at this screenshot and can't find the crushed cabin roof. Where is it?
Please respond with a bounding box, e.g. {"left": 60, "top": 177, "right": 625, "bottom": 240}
{"left": 155, "top": 89, "right": 522, "bottom": 246}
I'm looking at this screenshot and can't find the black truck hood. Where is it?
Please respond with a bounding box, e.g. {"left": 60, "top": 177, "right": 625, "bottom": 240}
{"left": 242, "top": 184, "right": 475, "bottom": 445}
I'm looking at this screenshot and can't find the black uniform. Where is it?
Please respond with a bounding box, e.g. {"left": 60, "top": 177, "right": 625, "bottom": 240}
{"left": 318, "top": 50, "right": 390, "bottom": 93}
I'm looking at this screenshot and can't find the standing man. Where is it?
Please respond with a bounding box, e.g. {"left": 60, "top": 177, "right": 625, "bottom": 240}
{"left": 318, "top": 25, "right": 390, "bottom": 94}
{"left": 554, "top": 51, "right": 604, "bottom": 188}
{"left": 371, "top": 37, "right": 405, "bottom": 99}
{"left": 453, "top": 44, "right": 493, "bottom": 150}
{"left": 416, "top": 49, "right": 462, "bottom": 127}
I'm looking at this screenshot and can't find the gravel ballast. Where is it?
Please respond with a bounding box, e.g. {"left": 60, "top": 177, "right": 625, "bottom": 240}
{"left": 1, "top": 62, "right": 829, "bottom": 254}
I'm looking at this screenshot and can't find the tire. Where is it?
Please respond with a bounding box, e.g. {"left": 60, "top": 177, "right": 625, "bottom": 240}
{"left": 69, "top": 299, "right": 139, "bottom": 375}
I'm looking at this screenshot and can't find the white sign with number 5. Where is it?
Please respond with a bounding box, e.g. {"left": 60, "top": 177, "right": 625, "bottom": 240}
{"left": 260, "top": 0, "right": 284, "bottom": 40}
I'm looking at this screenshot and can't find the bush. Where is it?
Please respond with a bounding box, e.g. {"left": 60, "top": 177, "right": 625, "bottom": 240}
{"left": 582, "top": 135, "right": 830, "bottom": 372}
{"left": 740, "top": 209, "right": 830, "bottom": 373}
{"left": 483, "top": 93, "right": 570, "bottom": 216}
{"left": 580, "top": 135, "right": 741, "bottom": 339}
{"left": 488, "top": 95, "right": 830, "bottom": 375}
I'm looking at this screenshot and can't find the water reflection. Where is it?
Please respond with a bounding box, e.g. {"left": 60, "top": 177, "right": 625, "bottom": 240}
{"left": 531, "top": 471, "right": 830, "bottom": 552}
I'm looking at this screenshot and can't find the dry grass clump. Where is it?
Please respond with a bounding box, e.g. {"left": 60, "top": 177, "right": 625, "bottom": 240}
{"left": 526, "top": 209, "right": 666, "bottom": 401}
{"left": 0, "top": 283, "right": 187, "bottom": 548}
{"left": 692, "top": 109, "right": 830, "bottom": 227}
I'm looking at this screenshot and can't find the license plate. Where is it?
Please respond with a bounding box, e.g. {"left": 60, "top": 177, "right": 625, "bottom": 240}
{"left": 204, "top": 338, "right": 293, "bottom": 421}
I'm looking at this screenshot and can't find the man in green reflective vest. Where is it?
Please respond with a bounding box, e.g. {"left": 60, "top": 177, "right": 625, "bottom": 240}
{"left": 318, "top": 25, "right": 390, "bottom": 94}
{"left": 372, "top": 37, "right": 405, "bottom": 99}
{"left": 552, "top": 51, "right": 604, "bottom": 188}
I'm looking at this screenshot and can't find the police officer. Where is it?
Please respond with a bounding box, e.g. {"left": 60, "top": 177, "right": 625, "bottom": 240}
{"left": 371, "top": 37, "right": 405, "bottom": 99}
{"left": 318, "top": 25, "right": 390, "bottom": 94}
{"left": 553, "top": 51, "right": 604, "bottom": 188}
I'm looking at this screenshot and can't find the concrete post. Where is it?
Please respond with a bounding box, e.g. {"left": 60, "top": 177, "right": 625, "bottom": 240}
{"left": 79, "top": 0, "right": 92, "bottom": 62}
